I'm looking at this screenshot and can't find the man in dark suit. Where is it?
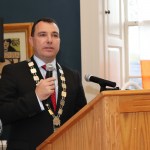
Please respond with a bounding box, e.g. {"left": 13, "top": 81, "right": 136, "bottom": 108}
{"left": 0, "top": 18, "right": 87, "bottom": 150}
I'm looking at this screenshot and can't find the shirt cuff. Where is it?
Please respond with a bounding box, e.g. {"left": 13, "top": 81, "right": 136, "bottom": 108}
{"left": 36, "top": 94, "right": 45, "bottom": 110}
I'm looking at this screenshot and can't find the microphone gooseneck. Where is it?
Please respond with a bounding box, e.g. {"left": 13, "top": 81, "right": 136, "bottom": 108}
{"left": 85, "top": 74, "right": 119, "bottom": 92}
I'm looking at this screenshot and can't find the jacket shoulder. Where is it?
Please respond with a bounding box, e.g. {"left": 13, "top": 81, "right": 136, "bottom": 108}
{"left": 2, "top": 61, "right": 29, "bottom": 74}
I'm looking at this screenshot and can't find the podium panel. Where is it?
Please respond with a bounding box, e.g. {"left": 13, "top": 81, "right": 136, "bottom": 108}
{"left": 37, "top": 90, "right": 150, "bottom": 150}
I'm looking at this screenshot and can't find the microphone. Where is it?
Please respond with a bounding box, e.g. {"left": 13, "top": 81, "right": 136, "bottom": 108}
{"left": 85, "top": 74, "right": 117, "bottom": 92}
{"left": 46, "top": 63, "right": 54, "bottom": 78}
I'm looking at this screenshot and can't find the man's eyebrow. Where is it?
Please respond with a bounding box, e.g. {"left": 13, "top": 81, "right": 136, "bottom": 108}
{"left": 37, "top": 31, "right": 46, "bottom": 34}
{"left": 37, "top": 31, "right": 59, "bottom": 34}
{"left": 52, "top": 31, "right": 59, "bottom": 34}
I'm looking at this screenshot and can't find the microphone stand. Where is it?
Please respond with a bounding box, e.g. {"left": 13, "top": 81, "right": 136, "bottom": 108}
{"left": 100, "top": 85, "right": 120, "bottom": 92}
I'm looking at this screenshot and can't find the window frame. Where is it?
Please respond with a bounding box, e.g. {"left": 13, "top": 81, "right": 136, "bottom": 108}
{"left": 124, "top": 0, "right": 150, "bottom": 87}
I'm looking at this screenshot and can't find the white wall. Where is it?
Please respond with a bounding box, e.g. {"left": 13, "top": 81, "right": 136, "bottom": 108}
{"left": 80, "top": 0, "right": 105, "bottom": 102}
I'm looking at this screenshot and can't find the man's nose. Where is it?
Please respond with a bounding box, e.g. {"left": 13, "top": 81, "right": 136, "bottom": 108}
{"left": 47, "top": 35, "right": 52, "bottom": 43}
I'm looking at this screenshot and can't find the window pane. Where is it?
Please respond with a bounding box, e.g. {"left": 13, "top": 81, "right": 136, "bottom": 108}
{"left": 128, "top": 0, "right": 150, "bottom": 21}
{"left": 128, "top": 0, "right": 150, "bottom": 88}
{"left": 139, "top": 23, "right": 150, "bottom": 59}
{"left": 128, "top": 0, "right": 138, "bottom": 21}
{"left": 128, "top": 26, "right": 141, "bottom": 76}
{"left": 129, "top": 78, "right": 142, "bottom": 89}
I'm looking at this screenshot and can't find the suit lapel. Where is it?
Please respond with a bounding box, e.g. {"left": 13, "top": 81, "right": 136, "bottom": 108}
{"left": 56, "top": 63, "right": 63, "bottom": 110}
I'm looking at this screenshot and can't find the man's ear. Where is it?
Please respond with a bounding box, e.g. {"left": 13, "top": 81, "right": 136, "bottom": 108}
{"left": 29, "top": 36, "right": 33, "bottom": 47}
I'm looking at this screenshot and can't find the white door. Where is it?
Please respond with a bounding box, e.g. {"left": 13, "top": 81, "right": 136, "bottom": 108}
{"left": 80, "top": 0, "right": 125, "bottom": 101}
{"left": 104, "top": 0, "right": 125, "bottom": 87}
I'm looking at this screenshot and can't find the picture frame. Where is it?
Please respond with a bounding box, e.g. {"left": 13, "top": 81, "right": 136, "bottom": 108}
{"left": 0, "top": 22, "right": 33, "bottom": 75}
{"left": 4, "top": 22, "right": 33, "bottom": 59}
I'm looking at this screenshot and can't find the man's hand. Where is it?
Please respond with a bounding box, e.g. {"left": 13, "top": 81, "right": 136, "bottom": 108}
{"left": 35, "top": 77, "right": 56, "bottom": 101}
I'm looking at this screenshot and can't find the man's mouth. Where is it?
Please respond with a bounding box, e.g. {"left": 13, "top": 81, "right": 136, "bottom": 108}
{"left": 44, "top": 47, "right": 54, "bottom": 50}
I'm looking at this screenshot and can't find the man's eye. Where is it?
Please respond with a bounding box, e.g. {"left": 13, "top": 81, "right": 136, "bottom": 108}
{"left": 52, "top": 33, "right": 59, "bottom": 38}
{"left": 38, "top": 33, "right": 46, "bottom": 37}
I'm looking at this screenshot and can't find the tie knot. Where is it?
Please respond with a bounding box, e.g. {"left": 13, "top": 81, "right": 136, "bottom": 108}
{"left": 42, "top": 64, "right": 46, "bottom": 70}
{"left": 42, "top": 63, "right": 54, "bottom": 71}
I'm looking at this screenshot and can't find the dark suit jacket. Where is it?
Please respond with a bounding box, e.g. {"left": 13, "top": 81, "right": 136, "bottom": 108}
{"left": 0, "top": 57, "right": 87, "bottom": 150}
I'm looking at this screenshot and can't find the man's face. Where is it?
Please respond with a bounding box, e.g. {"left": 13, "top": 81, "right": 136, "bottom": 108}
{"left": 29, "top": 21, "right": 60, "bottom": 63}
{"left": 4, "top": 40, "right": 10, "bottom": 51}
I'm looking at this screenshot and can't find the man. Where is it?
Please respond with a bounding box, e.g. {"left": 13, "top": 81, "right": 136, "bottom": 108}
{"left": 0, "top": 18, "right": 87, "bottom": 150}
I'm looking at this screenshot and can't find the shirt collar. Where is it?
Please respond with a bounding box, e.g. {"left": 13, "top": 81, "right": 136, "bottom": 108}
{"left": 33, "top": 55, "right": 56, "bottom": 70}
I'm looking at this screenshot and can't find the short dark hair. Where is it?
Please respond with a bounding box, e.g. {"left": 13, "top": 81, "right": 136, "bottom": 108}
{"left": 4, "top": 39, "right": 12, "bottom": 44}
{"left": 31, "top": 18, "right": 58, "bottom": 37}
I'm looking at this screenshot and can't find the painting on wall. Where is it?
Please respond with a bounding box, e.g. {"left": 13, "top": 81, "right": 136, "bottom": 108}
{"left": 0, "top": 22, "right": 33, "bottom": 76}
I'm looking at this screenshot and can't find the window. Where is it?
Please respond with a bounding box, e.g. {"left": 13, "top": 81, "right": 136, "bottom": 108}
{"left": 126, "top": 0, "right": 150, "bottom": 88}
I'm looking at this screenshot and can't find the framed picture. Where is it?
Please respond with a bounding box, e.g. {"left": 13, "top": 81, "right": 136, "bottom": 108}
{"left": 0, "top": 22, "right": 33, "bottom": 75}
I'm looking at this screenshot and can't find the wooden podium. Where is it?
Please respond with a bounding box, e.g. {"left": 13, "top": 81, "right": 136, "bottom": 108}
{"left": 37, "top": 90, "right": 150, "bottom": 150}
